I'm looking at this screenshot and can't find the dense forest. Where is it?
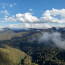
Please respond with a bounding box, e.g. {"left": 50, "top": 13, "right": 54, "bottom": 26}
{"left": 0, "top": 28, "right": 65, "bottom": 65}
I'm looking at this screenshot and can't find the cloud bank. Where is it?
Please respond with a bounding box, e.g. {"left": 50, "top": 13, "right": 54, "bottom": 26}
{"left": 39, "top": 32, "right": 65, "bottom": 49}
{"left": 1, "top": 8, "right": 65, "bottom": 28}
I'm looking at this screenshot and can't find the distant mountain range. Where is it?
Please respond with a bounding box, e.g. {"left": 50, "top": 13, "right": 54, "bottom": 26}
{"left": 0, "top": 27, "right": 65, "bottom": 40}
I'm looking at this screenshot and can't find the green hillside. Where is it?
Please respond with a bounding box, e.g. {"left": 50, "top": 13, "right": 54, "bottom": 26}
{"left": 0, "top": 46, "right": 38, "bottom": 65}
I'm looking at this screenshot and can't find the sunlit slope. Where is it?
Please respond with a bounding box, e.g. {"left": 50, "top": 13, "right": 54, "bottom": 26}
{"left": 0, "top": 29, "right": 30, "bottom": 40}
{"left": 0, "top": 46, "right": 38, "bottom": 65}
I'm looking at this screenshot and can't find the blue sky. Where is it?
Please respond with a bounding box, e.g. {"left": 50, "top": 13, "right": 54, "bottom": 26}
{"left": 0, "top": 0, "right": 65, "bottom": 17}
{"left": 0, "top": 0, "right": 65, "bottom": 28}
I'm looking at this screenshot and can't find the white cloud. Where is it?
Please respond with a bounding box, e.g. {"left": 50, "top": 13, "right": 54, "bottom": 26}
{"left": 16, "top": 13, "right": 39, "bottom": 22}
{"left": 9, "top": 23, "right": 51, "bottom": 29}
{"left": 9, "top": 4, "right": 13, "bottom": 8}
{"left": 9, "top": 3, "right": 16, "bottom": 8}
{"left": 29, "top": 9, "right": 32, "bottom": 11}
{"left": 1, "top": 8, "right": 65, "bottom": 28}
{"left": 2, "top": 3, "right": 16, "bottom": 8}
{"left": 2, "top": 3, "right": 7, "bottom": 8}
{"left": 0, "top": 10, "right": 10, "bottom": 15}
{"left": 4, "top": 12, "right": 39, "bottom": 22}
{"left": 41, "top": 8, "right": 65, "bottom": 23}
{"left": 4, "top": 15, "right": 16, "bottom": 22}
{"left": 13, "top": 3, "right": 16, "bottom": 5}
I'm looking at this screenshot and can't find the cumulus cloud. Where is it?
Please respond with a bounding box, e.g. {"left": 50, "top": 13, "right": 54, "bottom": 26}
{"left": 41, "top": 8, "right": 65, "bottom": 23}
{"left": 1, "top": 8, "right": 65, "bottom": 28}
{"left": 4, "top": 15, "right": 16, "bottom": 22}
{"left": 16, "top": 13, "right": 39, "bottom": 22}
{"left": 9, "top": 3, "right": 16, "bottom": 8}
{"left": 4, "top": 8, "right": 65, "bottom": 23}
{"left": 2, "top": 3, "right": 16, "bottom": 8}
{"left": 0, "top": 10, "right": 10, "bottom": 15}
{"left": 3, "top": 12, "right": 39, "bottom": 23}
{"left": 29, "top": 9, "right": 32, "bottom": 11}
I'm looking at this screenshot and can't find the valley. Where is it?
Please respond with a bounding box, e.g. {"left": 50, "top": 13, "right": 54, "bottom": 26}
{"left": 0, "top": 27, "right": 65, "bottom": 65}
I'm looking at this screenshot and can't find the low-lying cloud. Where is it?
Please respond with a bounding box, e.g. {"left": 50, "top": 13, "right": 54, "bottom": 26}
{"left": 39, "top": 32, "right": 65, "bottom": 49}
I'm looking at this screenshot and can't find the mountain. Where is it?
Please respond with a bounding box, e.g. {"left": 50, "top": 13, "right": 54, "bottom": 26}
{"left": 0, "top": 28, "right": 30, "bottom": 40}
{"left": 0, "top": 27, "right": 65, "bottom": 65}
{"left": 0, "top": 27, "right": 65, "bottom": 40}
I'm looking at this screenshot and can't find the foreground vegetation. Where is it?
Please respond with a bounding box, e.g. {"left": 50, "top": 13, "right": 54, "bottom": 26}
{"left": 0, "top": 36, "right": 65, "bottom": 65}
{"left": 0, "top": 45, "right": 38, "bottom": 65}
